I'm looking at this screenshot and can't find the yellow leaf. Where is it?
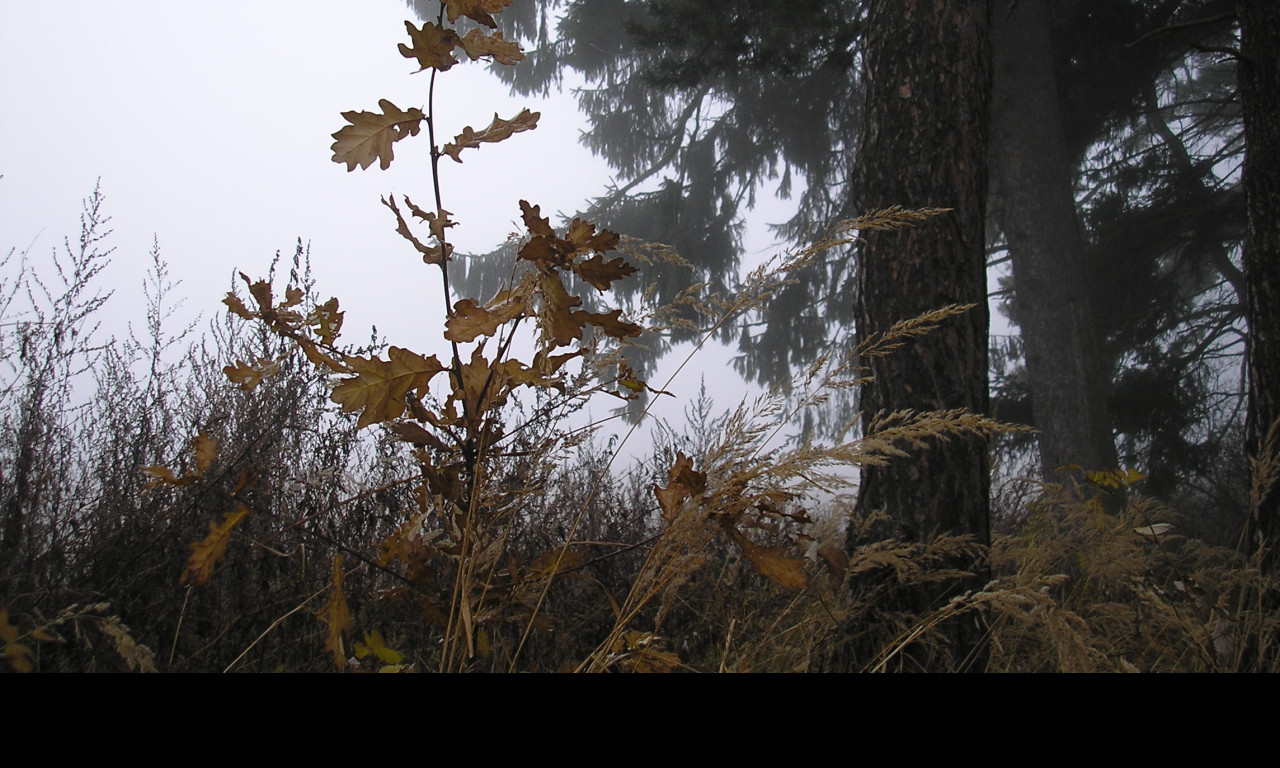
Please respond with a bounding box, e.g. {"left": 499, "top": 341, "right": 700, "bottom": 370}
{"left": 442, "top": 109, "right": 540, "bottom": 163}
{"left": 1, "top": 607, "right": 36, "bottom": 672}
{"left": 331, "top": 99, "right": 426, "bottom": 172}
{"left": 316, "top": 555, "right": 353, "bottom": 669}
{"left": 181, "top": 506, "right": 250, "bottom": 587}
{"left": 726, "top": 529, "right": 810, "bottom": 590}
{"left": 139, "top": 464, "right": 185, "bottom": 489}
{"left": 331, "top": 347, "right": 447, "bottom": 429}
{"left": 358, "top": 630, "right": 404, "bottom": 665}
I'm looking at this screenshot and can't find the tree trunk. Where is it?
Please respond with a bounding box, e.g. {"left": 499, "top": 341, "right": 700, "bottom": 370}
{"left": 850, "top": 0, "right": 992, "bottom": 669}
{"left": 1240, "top": 0, "right": 1280, "bottom": 578}
{"left": 990, "top": 0, "right": 1117, "bottom": 481}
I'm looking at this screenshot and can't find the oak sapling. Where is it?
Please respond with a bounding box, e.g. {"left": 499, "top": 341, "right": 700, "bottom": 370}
{"left": 216, "top": 0, "right": 652, "bottom": 670}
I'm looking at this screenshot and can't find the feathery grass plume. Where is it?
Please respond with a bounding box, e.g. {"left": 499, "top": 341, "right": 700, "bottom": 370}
{"left": 982, "top": 475, "right": 1280, "bottom": 672}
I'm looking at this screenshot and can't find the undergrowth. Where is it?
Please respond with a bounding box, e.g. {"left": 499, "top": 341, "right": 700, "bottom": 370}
{"left": 2, "top": 3, "right": 1276, "bottom": 672}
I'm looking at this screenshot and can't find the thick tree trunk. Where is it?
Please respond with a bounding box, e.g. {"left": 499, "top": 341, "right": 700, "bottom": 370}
{"left": 990, "top": 0, "right": 1117, "bottom": 480}
{"left": 1240, "top": 0, "right": 1280, "bottom": 578}
{"left": 850, "top": 0, "right": 992, "bottom": 669}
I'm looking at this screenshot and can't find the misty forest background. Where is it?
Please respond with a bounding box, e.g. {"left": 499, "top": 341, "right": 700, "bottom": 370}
{"left": 2, "top": 0, "right": 1279, "bottom": 672}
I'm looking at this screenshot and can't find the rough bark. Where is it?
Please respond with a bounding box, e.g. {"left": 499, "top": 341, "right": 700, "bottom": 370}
{"left": 990, "top": 0, "right": 1117, "bottom": 480}
{"left": 849, "top": 0, "right": 992, "bottom": 669}
{"left": 1240, "top": 0, "right": 1280, "bottom": 577}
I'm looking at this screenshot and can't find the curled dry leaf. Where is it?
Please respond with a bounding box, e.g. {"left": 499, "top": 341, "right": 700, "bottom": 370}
{"left": 442, "top": 109, "right": 540, "bottom": 163}
{"left": 444, "top": 0, "right": 512, "bottom": 29}
{"left": 458, "top": 28, "right": 524, "bottom": 65}
{"left": 383, "top": 196, "right": 449, "bottom": 265}
{"left": 316, "top": 555, "right": 353, "bottom": 668}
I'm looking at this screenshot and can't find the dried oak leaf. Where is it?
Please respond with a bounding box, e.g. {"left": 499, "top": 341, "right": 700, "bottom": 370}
{"left": 308, "top": 297, "right": 344, "bottom": 346}
{"left": 182, "top": 505, "right": 250, "bottom": 587}
{"left": 331, "top": 347, "right": 447, "bottom": 429}
{"left": 192, "top": 432, "right": 218, "bottom": 475}
{"left": 498, "top": 348, "right": 584, "bottom": 390}
{"left": 538, "top": 273, "right": 585, "bottom": 345}
{"left": 576, "top": 308, "right": 642, "bottom": 339}
{"left": 724, "top": 528, "right": 810, "bottom": 590}
{"left": 399, "top": 20, "right": 462, "bottom": 72}
{"left": 297, "top": 338, "right": 347, "bottom": 373}
{"left": 244, "top": 273, "right": 274, "bottom": 313}
{"left": 454, "top": 345, "right": 511, "bottom": 419}
{"left": 223, "top": 293, "right": 254, "bottom": 320}
{"left": 140, "top": 432, "right": 221, "bottom": 490}
{"left": 402, "top": 197, "right": 455, "bottom": 242}
{"left": 384, "top": 196, "right": 450, "bottom": 264}
{"left": 566, "top": 218, "right": 620, "bottom": 253}
{"left": 458, "top": 28, "right": 524, "bottom": 64}
{"left": 331, "top": 99, "right": 426, "bottom": 172}
{"left": 223, "top": 357, "right": 282, "bottom": 391}
{"left": 574, "top": 253, "right": 637, "bottom": 292}
{"left": 316, "top": 555, "right": 353, "bottom": 668}
{"left": 444, "top": 0, "right": 511, "bottom": 28}
{"left": 442, "top": 109, "right": 540, "bottom": 163}
{"left": 653, "top": 452, "right": 707, "bottom": 521}
{"left": 519, "top": 200, "right": 556, "bottom": 238}
{"left": 444, "top": 293, "right": 526, "bottom": 343}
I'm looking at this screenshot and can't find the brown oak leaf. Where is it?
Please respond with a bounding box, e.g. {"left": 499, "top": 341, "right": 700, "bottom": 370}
{"left": 399, "top": 20, "right": 462, "bottom": 72}
{"left": 566, "top": 218, "right": 621, "bottom": 253}
{"left": 574, "top": 253, "right": 637, "bottom": 292}
{"left": 444, "top": 294, "right": 526, "bottom": 343}
{"left": 442, "top": 109, "right": 540, "bottom": 163}
{"left": 538, "top": 273, "right": 586, "bottom": 345}
{"left": 458, "top": 28, "right": 524, "bottom": 65}
{"left": 724, "top": 528, "right": 810, "bottom": 590}
{"left": 331, "top": 99, "right": 425, "bottom": 172}
{"left": 444, "top": 0, "right": 511, "bottom": 28}
{"left": 331, "top": 347, "right": 447, "bottom": 429}
{"left": 182, "top": 506, "right": 250, "bottom": 587}
{"left": 383, "top": 196, "right": 449, "bottom": 265}
{"left": 576, "top": 308, "right": 643, "bottom": 339}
